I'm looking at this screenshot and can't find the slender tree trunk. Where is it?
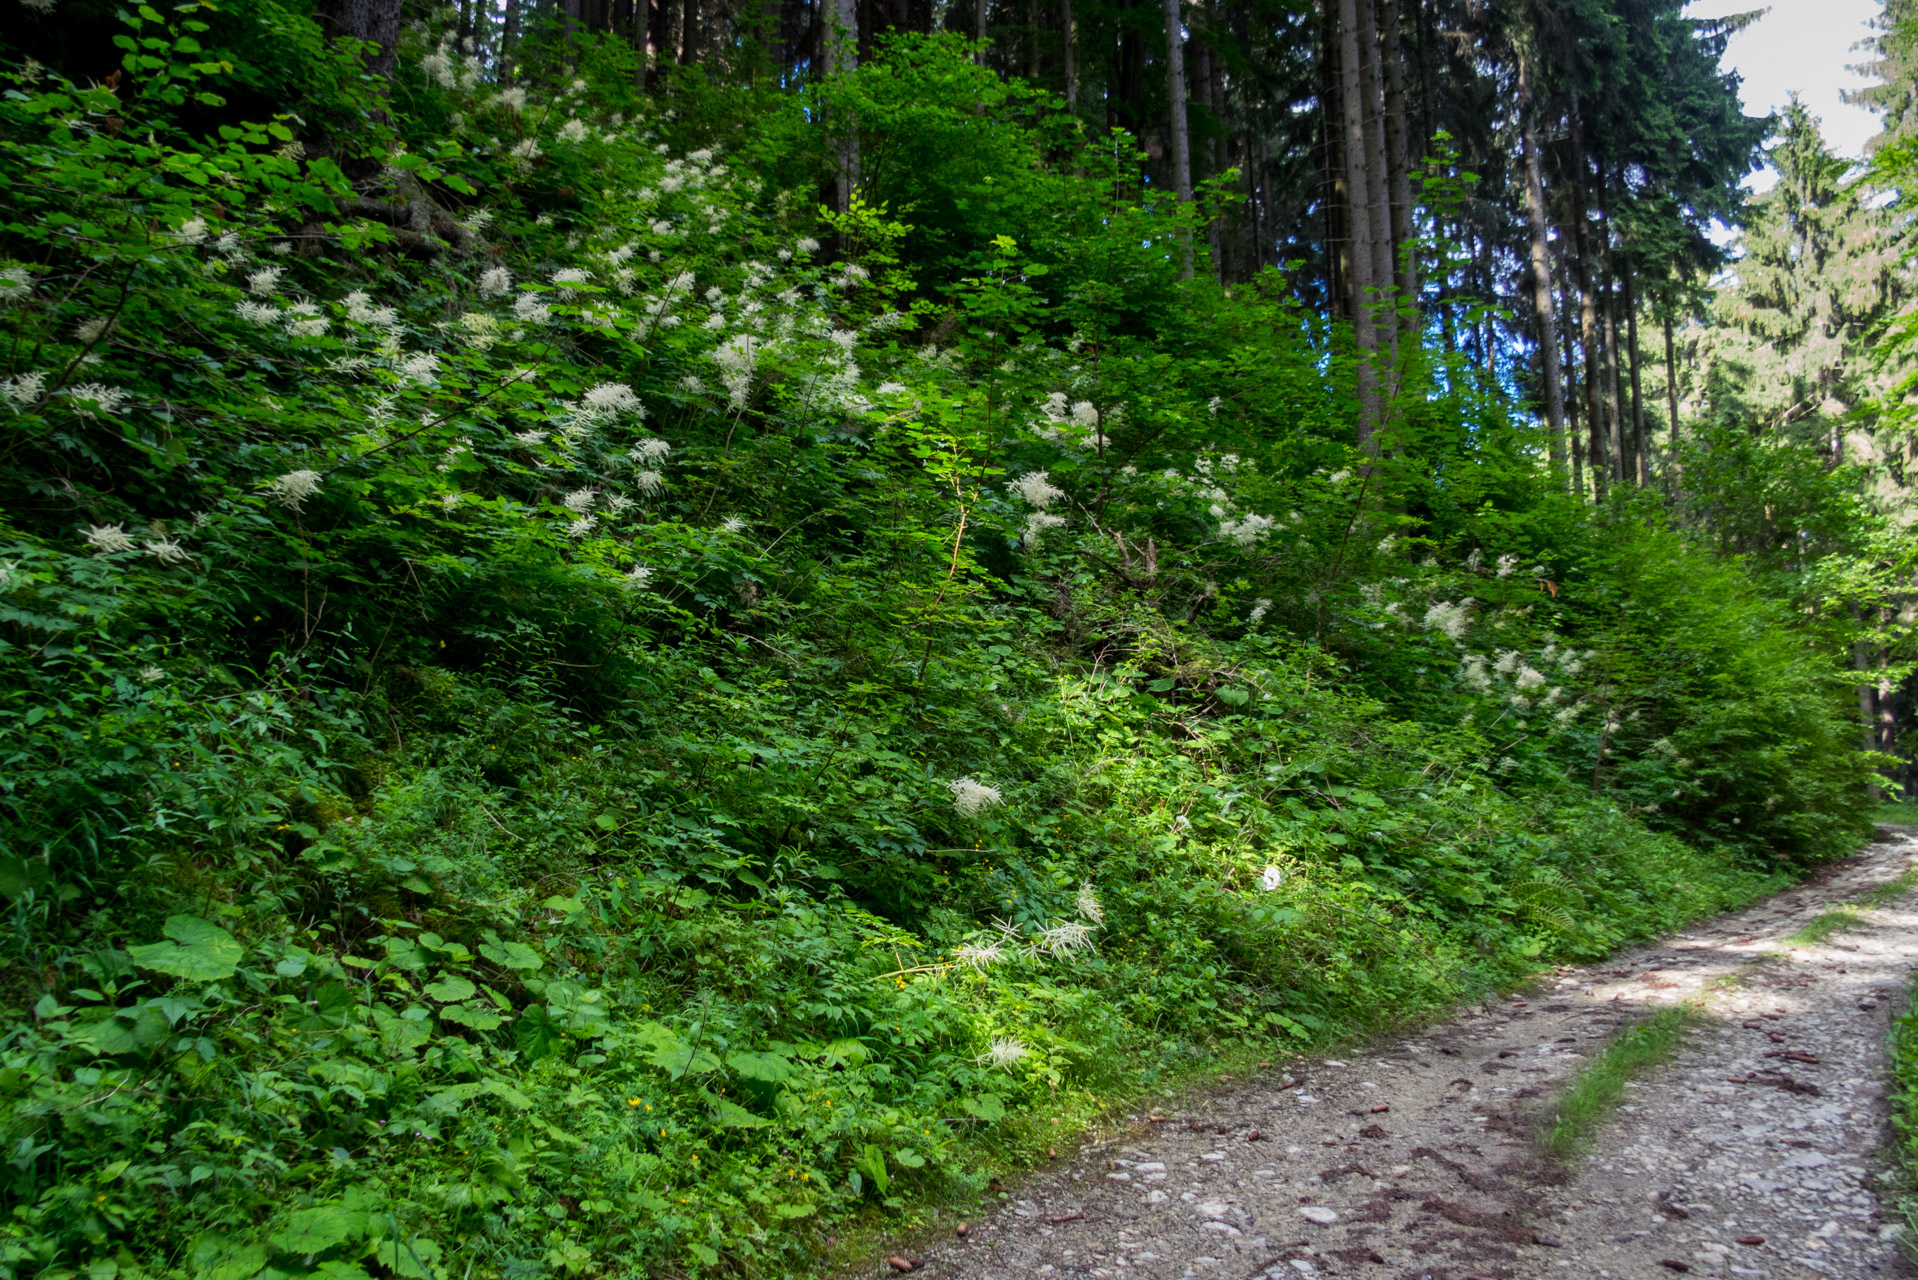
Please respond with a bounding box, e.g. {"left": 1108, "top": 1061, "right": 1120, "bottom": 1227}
{"left": 1562, "top": 264, "right": 1584, "bottom": 497}
{"left": 1518, "top": 55, "right": 1565, "bottom": 472}
{"left": 1027, "top": 0, "right": 1041, "bottom": 79}
{"left": 1621, "top": 253, "right": 1648, "bottom": 487}
{"left": 678, "top": 0, "right": 702, "bottom": 64}
{"left": 458, "top": 0, "right": 474, "bottom": 48}
{"left": 1163, "top": 0, "right": 1194, "bottom": 277}
{"left": 1356, "top": 0, "right": 1397, "bottom": 383}
{"left": 977, "top": 0, "right": 988, "bottom": 64}
{"left": 1337, "top": 0, "right": 1382, "bottom": 450}
{"left": 1568, "top": 110, "right": 1607, "bottom": 499}
{"left": 1319, "top": 0, "right": 1346, "bottom": 316}
{"left": 503, "top": 0, "right": 522, "bottom": 83}
{"left": 562, "top": 0, "right": 585, "bottom": 64}
{"left": 824, "top": 0, "right": 859, "bottom": 211}
{"left": 1061, "top": 0, "right": 1077, "bottom": 106}
{"left": 1664, "top": 309, "right": 1682, "bottom": 489}
{"left": 1379, "top": 0, "right": 1418, "bottom": 315}
{"left": 1598, "top": 182, "right": 1628, "bottom": 487}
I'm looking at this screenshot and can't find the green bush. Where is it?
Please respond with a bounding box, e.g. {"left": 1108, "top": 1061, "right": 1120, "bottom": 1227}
{"left": 0, "top": 10, "right": 1870, "bottom": 1278}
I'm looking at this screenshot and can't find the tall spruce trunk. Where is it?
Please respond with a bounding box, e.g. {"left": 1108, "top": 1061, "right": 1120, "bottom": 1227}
{"left": 1356, "top": 0, "right": 1398, "bottom": 384}
{"left": 1597, "top": 182, "right": 1628, "bottom": 487}
{"left": 824, "top": 0, "right": 859, "bottom": 212}
{"left": 503, "top": 0, "right": 522, "bottom": 83}
{"left": 1561, "top": 261, "right": 1584, "bottom": 496}
{"left": 1162, "top": 0, "right": 1194, "bottom": 277}
{"left": 1664, "top": 310, "right": 1682, "bottom": 489}
{"left": 1336, "top": 0, "right": 1382, "bottom": 450}
{"left": 1061, "top": 0, "right": 1077, "bottom": 105}
{"left": 1567, "top": 111, "right": 1607, "bottom": 499}
{"left": 1518, "top": 56, "right": 1566, "bottom": 471}
{"left": 1621, "top": 253, "right": 1648, "bottom": 486}
{"left": 1378, "top": 0, "right": 1418, "bottom": 316}
{"left": 317, "top": 0, "right": 406, "bottom": 78}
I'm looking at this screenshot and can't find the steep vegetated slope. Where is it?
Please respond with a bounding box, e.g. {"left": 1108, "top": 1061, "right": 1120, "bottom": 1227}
{"left": 0, "top": 10, "right": 1875, "bottom": 1278}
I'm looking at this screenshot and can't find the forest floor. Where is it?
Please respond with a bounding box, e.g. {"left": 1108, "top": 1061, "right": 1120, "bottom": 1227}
{"left": 870, "top": 829, "right": 1918, "bottom": 1280}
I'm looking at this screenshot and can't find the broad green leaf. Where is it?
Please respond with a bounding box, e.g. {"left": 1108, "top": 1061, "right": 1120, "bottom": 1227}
{"left": 958, "top": 1093, "right": 1006, "bottom": 1122}
{"left": 127, "top": 915, "right": 243, "bottom": 981}
{"left": 478, "top": 940, "right": 543, "bottom": 972}
{"left": 423, "top": 974, "right": 476, "bottom": 1003}
{"left": 269, "top": 1205, "right": 358, "bottom": 1254}
{"left": 710, "top": 1096, "right": 770, "bottom": 1128}
{"left": 438, "top": 1002, "right": 504, "bottom": 1030}
{"left": 726, "top": 1050, "right": 795, "bottom": 1083}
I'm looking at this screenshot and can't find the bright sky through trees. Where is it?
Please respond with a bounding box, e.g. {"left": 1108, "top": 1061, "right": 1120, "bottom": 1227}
{"left": 1689, "top": 0, "right": 1881, "bottom": 175}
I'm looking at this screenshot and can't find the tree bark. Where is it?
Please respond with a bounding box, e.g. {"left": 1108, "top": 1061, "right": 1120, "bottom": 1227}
{"left": 977, "top": 0, "right": 989, "bottom": 65}
{"left": 1567, "top": 109, "right": 1607, "bottom": 499}
{"left": 316, "top": 0, "right": 406, "bottom": 78}
{"left": 824, "top": 0, "right": 860, "bottom": 211}
{"left": 1562, "top": 262, "right": 1584, "bottom": 496}
{"left": 1664, "top": 310, "right": 1682, "bottom": 489}
{"left": 1356, "top": 0, "right": 1396, "bottom": 380}
{"left": 678, "top": 0, "right": 702, "bottom": 64}
{"left": 503, "top": 0, "right": 522, "bottom": 84}
{"left": 1061, "top": 0, "right": 1077, "bottom": 106}
{"left": 1163, "top": 0, "right": 1194, "bottom": 277}
{"left": 1518, "top": 54, "right": 1566, "bottom": 472}
{"left": 1621, "top": 251, "right": 1648, "bottom": 486}
{"left": 1598, "top": 183, "right": 1628, "bottom": 487}
{"left": 1337, "top": 0, "right": 1382, "bottom": 450}
{"left": 1378, "top": 0, "right": 1418, "bottom": 316}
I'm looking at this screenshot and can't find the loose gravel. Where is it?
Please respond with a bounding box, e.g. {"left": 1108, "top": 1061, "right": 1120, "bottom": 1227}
{"left": 874, "top": 829, "right": 1918, "bottom": 1280}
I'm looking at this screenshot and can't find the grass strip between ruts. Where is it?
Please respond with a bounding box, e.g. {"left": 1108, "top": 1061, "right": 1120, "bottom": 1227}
{"left": 1539, "top": 1006, "right": 1697, "bottom": 1161}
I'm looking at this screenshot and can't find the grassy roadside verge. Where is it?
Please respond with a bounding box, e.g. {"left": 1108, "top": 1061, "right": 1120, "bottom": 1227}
{"left": 1538, "top": 1006, "right": 1698, "bottom": 1161}
{"left": 1888, "top": 989, "right": 1918, "bottom": 1253}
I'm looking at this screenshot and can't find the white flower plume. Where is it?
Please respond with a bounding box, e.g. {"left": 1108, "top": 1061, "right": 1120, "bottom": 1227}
{"left": 948, "top": 777, "right": 1003, "bottom": 818}
{"left": 1011, "top": 471, "right": 1064, "bottom": 509}
{"left": 980, "top": 1036, "right": 1029, "bottom": 1070}
{"left": 84, "top": 523, "right": 138, "bottom": 554}
{"left": 264, "top": 469, "right": 323, "bottom": 511}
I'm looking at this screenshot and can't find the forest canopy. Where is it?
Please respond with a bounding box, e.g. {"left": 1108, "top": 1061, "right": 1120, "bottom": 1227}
{"left": 0, "top": 0, "right": 1911, "bottom": 1274}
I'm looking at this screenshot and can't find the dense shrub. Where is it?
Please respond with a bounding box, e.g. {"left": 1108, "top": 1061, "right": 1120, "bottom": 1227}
{"left": 0, "top": 9, "right": 1871, "bottom": 1278}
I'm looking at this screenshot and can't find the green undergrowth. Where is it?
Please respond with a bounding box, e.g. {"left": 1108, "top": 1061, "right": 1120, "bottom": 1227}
{"left": 1539, "top": 1005, "right": 1698, "bottom": 1161}
{"left": 1887, "top": 988, "right": 1918, "bottom": 1257}
{"left": 1866, "top": 870, "right": 1918, "bottom": 905}
{"left": 1877, "top": 804, "right": 1918, "bottom": 826}
{"left": 1788, "top": 908, "right": 1869, "bottom": 945}
{"left": 0, "top": 8, "right": 1869, "bottom": 1280}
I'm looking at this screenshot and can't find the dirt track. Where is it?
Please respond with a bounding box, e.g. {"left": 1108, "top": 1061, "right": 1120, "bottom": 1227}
{"left": 878, "top": 829, "right": 1918, "bottom": 1280}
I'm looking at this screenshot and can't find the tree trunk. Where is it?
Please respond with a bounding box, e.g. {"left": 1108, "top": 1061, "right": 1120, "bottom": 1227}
{"left": 1061, "top": 0, "right": 1077, "bottom": 106}
{"left": 1560, "top": 250, "right": 1584, "bottom": 496}
{"left": 1378, "top": 0, "right": 1418, "bottom": 316}
{"left": 1518, "top": 55, "right": 1565, "bottom": 472}
{"left": 1162, "top": 0, "right": 1194, "bottom": 277}
{"left": 1664, "top": 309, "right": 1682, "bottom": 490}
{"left": 503, "top": 0, "right": 522, "bottom": 83}
{"left": 977, "top": 0, "right": 989, "bottom": 65}
{"left": 562, "top": 0, "right": 585, "bottom": 64}
{"left": 1567, "top": 110, "right": 1607, "bottom": 500}
{"left": 316, "top": 0, "right": 406, "bottom": 78}
{"left": 1621, "top": 252, "right": 1648, "bottom": 487}
{"left": 679, "top": 0, "right": 702, "bottom": 64}
{"left": 1319, "top": 0, "right": 1345, "bottom": 316}
{"left": 1598, "top": 186, "right": 1628, "bottom": 487}
{"left": 1356, "top": 0, "right": 1397, "bottom": 381}
{"left": 825, "top": 0, "right": 859, "bottom": 211}
{"left": 1337, "top": 0, "right": 1382, "bottom": 451}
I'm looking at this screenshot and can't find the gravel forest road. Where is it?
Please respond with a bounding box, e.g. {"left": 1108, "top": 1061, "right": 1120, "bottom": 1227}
{"left": 876, "top": 829, "right": 1918, "bottom": 1280}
